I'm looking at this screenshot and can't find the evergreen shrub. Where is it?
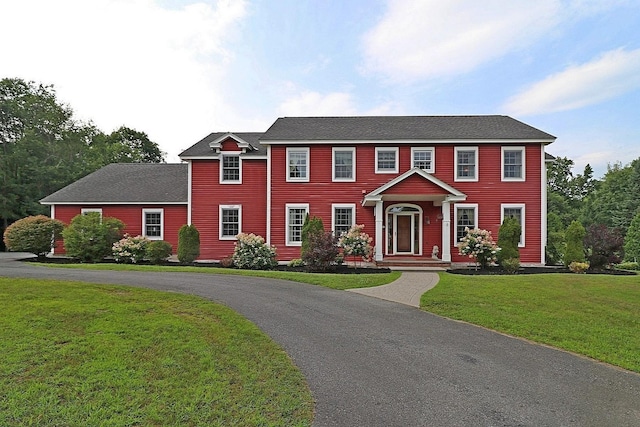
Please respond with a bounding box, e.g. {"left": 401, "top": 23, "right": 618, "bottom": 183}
{"left": 497, "top": 216, "right": 521, "bottom": 264}
{"left": 563, "top": 220, "right": 586, "bottom": 266}
{"left": 177, "top": 224, "right": 200, "bottom": 263}
{"left": 623, "top": 213, "right": 640, "bottom": 262}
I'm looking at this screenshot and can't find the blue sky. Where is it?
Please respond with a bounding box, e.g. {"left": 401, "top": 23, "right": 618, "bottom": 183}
{"left": 2, "top": 0, "right": 639, "bottom": 178}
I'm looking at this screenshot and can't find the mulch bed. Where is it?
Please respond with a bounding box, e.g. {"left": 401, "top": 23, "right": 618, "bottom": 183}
{"left": 448, "top": 266, "right": 637, "bottom": 276}
{"left": 24, "top": 256, "right": 391, "bottom": 274}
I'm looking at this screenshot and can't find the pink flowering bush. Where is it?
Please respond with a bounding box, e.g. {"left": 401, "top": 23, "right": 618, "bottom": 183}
{"left": 338, "top": 224, "right": 373, "bottom": 265}
{"left": 112, "top": 234, "right": 150, "bottom": 263}
{"left": 232, "top": 233, "right": 278, "bottom": 270}
{"left": 457, "top": 227, "right": 500, "bottom": 269}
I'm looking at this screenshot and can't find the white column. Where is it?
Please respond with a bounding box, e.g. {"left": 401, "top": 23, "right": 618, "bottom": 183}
{"left": 441, "top": 201, "right": 451, "bottom": 262}
{"left": 375, "top": 200, "right": 384, "bottom": 261}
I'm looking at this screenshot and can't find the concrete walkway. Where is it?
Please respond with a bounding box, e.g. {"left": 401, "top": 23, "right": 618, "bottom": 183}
{"left": 348, "top": 270, "right": 440, "bottom": 307}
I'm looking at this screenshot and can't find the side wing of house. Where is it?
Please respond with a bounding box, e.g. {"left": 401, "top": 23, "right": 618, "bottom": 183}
{"left": 40, "top": 163, "right": 188, "bottom": 255}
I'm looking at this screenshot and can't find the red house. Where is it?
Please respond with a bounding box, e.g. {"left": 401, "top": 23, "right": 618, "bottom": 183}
{"left": 42, "top": 115, "right": 556, "bottom": 266}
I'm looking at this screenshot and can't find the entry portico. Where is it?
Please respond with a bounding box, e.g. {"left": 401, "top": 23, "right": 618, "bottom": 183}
{"left": 362, "top": 168, "right": 467, "bottom": 262}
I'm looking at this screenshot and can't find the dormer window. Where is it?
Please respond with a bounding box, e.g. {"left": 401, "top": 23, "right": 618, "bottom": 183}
{"left": 220, "top": 153, "right": 241, "bottom": 183}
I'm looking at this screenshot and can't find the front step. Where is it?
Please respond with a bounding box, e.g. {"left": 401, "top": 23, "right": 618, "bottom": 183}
{"left": 376, "top": 257, "right": 450, "bottom": 269}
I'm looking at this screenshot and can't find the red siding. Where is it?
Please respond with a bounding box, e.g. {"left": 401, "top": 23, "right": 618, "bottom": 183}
{"left": 52, "top": 204, "right": 187, "bottom": 255}
{"left": 270, "top": 143, "right": 544, "bottom": 263}
{"left": 190, "top": 158, "right": 267, "bottom": 260}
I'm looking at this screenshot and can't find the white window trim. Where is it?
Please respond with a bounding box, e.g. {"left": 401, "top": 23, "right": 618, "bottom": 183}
{"left": 219, "top": 152, "right": 242, "bottom": 184}
{"left": 332, "top": 147, "right": 356, "bottom": 182}
{"left": 501, "top": 146, "right": 526, "bottom": 182}
{"left": 219, "top": 205, "right": 242, "bottom": 240}
{"left": 142, "top": 208, "right": 164, "bottom": 240}
{"left": 454, "top": 203, "right": 478, "bottom": 242}
{"left": 331, "top": 203, "right": 356, "bottom": 236}
{"left": 375, "top": 147, "right": 399, "bottom": 174}
{"left": 81, "top": 208, "right": 102, "bottom": 216}
{"left": 285, "top": 203, "right": 309, "bottom": 246}
{"left": 454, "top": 146, "right": 479, "bottom": 182}
{"left": 286, "top": 147, "right": 310, "bottom": 182}
{"left": 411, "top": 147, "right": 435, "bottom": 173}
{"left": 501, "top": 204, "right": 526, "bottom": 247}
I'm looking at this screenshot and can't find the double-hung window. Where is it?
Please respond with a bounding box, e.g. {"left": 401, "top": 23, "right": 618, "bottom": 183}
{"left": 220, "top": 205, "right": 241, "bottom": 239}
{"left": 332, "top": 147, "right": 355, "bottom": 181}
{"left": 81, "top": 208, "right": 102, "bottom": 217}
{"left": 332, "top": 204, "right": 355, "bottom": 237}
{"left": 411, "top": 147, "right": 435, "bottom": 173}
{"left": 220, "top": 153, "right": 241, "bottom": 183}
{"left": 286, "top": 204, "right": 309, "bottom": 245}
{"left": 454, "top": 204, "right": 478, "bottom": 242}
{"left": 287, "top": 148, "right": 309, "bottom": 182}
{"left": 143, "top": 209, "right": 163, "bottom": 240}
{"left": 502, "top": 147, "right": 525, "bottom": 181}
{"left": 375, "top": 147, "right": 398, "bottom": 173}
{"left": 501, "top": 204, "right": 525, "bottom": 246}
{"left": 455, "top": 147, "right": 478, "bottom": 181}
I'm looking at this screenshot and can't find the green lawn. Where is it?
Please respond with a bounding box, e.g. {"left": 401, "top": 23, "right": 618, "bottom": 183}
{"left": 421, "top": 272, "right": 640, "bottom": 373}
{"left": 0, "top": 278, "right": 313, "bottom": 426}
{"left": 33, "top": 262, "right": 401, "bottom": 290}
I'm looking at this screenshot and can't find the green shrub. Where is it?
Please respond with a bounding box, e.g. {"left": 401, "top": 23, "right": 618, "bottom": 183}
{"left": 62, "top": 213, "right": 125, "bottom": 262}
{"left": 146, "top": 240, "right": 172, "bottom": 264}
{"left": 624, "top": 213, "right": 640, "bottom": 262}
{"left": 616, "top": 261, "right": 639, "bottom": 271}
{"left": 497, "top": 216, "right": 521, "bottom": 264}
{"left": 302, "top": 231, "right": 339, "bottom": 272}
{"left": 568, "top": 261, "right": 589, "bottom": 273}
{"left": 288, "top": 258, "right": 304, "bottom": 267}
{"left": 564, "top": 220, "right": 586, "bottom": 266}
{"left": 112, "top": 234, "right": 149, "bottom": 263}
{"left": 546, "top": 231, "right": 565, "bottom": 265}
{"left": 177, "top": 224, "right": 200, "bottom": 263}
{"left": 3, "top": 215, "right": 65, "bottom": 258}
{"left": 232, "top": 233, "right": 277, "bottom": 270}
{"left": 500, "top": 258, "right": 521, "bottom": 274}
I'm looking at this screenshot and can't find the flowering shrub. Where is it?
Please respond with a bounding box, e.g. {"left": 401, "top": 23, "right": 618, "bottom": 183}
{"left": 338, "top": 224, "right": 373, "bottom": 265}
{"left": 232, "top": 233, "right": 278, "bottom": 270}
{"left": 457, "top": 227, "right": 500, "bottom": 269}
{"left": 112, "top": 234, "right": 150, "bottom": 263}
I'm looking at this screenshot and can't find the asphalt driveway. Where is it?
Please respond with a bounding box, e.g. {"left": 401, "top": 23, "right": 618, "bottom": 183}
{"left": 1, "top": 253, "right": 639, "bottom": 426}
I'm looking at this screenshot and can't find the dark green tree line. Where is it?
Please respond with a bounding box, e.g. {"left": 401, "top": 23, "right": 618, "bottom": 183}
{"left": 1, "top": 77, "right": 164, "bottom": 249}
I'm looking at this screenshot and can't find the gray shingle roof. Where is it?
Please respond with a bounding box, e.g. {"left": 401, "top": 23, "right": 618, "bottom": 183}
{"left": 261, "top": 115, "right": 556, "bottom": 141}
{"left": 179, "top": 132, "right": 266, "bottom": 158}
{"left": 41, "top": 163, "right": 188, "bottom": 204}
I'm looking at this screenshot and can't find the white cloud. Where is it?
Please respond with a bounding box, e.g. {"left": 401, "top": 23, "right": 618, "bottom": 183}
{"left": 277, "top": 91, "right": 359, "bottom": 116}
{"left": 504, "top": 48, "right": 640, "bottom": 116}
{"left": 0, "top": 0, "right": 248, "bottom": 162}
{"left": 361, "top": 0, "right": 561, "bottom": 82}
{"left": 277, "top": 90, "right": 400, "bottom": 117}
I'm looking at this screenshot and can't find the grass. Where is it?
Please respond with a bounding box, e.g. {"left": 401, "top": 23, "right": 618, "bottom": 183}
{"left": 421, "top": 272, "right": 640, "bottom": 373}
{"left": 0, "top": 278, "right": 313, "bottom": 426}
{"left": 32, "top": 262, "right": 402, "bottom": 290}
